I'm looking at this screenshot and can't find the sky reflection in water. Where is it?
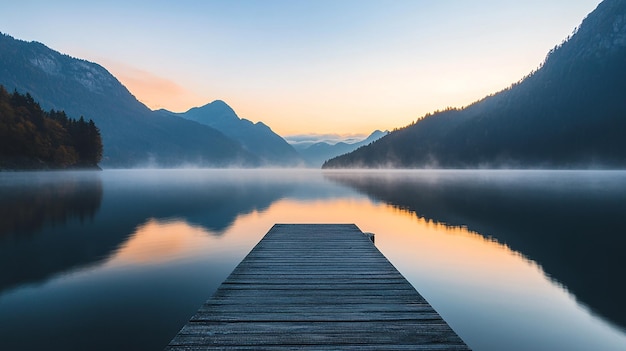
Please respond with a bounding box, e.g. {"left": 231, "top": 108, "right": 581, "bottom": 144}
{"left": 0, "top": 169, "right": 625, "bottom": 351}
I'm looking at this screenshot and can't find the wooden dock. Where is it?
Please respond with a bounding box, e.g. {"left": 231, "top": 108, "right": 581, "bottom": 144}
{"left": 166, "top": 224, "right": 469, "bottom": 350}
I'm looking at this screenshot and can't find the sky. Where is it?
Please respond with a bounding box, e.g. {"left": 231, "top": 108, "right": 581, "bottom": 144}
{"left": 0, "top": 0, "right": 603, "bottom": 137}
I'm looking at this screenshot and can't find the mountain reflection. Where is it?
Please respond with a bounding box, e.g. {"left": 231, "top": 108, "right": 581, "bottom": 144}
{"left": 326, "top": 170, "right": 626, "bottom": 330}
{"left": 0, "top": 172, "right": 104, "bottom": 293}
{"left": 0, "top": 170, "right": 296, "bottom": 294}
{"left": 0, "top": 172, "right": 103, "bottom": 238}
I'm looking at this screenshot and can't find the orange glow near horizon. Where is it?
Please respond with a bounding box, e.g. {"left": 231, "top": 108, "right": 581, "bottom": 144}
{"left": 105, "top": 219, "right": 216, "bottom": 267}
{"left": 102, "top": 61, "right": 209, "bottom": 112}
{"left": 103, "top": 44, "right": 556, "bottom": 136}
{"left": 98, "top": 192, "right": 608, "bottom": 348}
{"left": 103, "top": 196, "right": 543, "bottom": 290}
{"left": 2, "top": 2, "right": 603, "bottom": 136}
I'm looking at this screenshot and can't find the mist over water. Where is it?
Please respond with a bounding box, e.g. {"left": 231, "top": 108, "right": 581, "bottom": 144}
{"left": 1, "top": 169, "right": 625, "bottom": 351}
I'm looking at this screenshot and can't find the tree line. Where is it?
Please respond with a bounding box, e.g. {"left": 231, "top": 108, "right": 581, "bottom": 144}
{"left": 0, "top": 85, "right": 103, "bottom": 169}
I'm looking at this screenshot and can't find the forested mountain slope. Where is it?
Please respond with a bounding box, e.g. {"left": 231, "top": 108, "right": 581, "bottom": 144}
{"left": 0, "top": 33, "right": 257, "bottom": 167}
{"left": 324, "top": 0, "right": 626, "bottom": 169}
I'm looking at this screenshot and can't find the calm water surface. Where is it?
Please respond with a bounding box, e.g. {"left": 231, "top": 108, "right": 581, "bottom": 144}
{"left": 0, "top": 169, "right": 625, "bottom": 351}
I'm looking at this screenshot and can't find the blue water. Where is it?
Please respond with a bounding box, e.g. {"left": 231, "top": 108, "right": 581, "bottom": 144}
{"left": 1, "top": 169, "right": 625, "bottom": 350}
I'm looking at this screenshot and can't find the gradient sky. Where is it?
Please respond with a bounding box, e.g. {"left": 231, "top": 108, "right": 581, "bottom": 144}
{"left": 1, "top": 0, "right": 602, "bottom": 136}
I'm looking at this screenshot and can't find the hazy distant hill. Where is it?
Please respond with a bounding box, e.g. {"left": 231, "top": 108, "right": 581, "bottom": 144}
{"left": 324, "top": 0, "right": 626, "bottom": 169}
{"left": 0, "top": 33, "right": 258, "bottom": 167}
{"left": 295, "top": 130, "right": 387, "bottom": 167}
{"left": 160, "top": 101, "right": 302, "bottom": 166}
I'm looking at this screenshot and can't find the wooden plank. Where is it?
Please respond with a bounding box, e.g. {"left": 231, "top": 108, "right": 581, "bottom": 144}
{"left": 166, "top": 224, "right": 469, "bottom": 350}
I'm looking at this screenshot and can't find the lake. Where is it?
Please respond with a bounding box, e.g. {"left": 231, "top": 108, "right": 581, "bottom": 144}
{"left": 1, "top": 169, "right": 625, "bottom": 350}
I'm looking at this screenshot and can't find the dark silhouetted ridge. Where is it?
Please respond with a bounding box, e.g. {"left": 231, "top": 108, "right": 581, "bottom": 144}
{"left": 0, "top": 33, "right": 258, "bottom": 167}
{"left": 324, "top": 0, "right": 626, "bottom": 169}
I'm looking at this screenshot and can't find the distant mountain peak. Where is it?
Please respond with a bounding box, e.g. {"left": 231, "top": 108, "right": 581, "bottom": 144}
{"left": 198, "top": 99, "right": 234, "bottom": 112}
{"left": 0, "top": 32, "right": 258, "bottom": 167}
{"left": 295, "top": 130, "right": 388, "bottom": 167}
{"left": 208, "top": 99, "right": 230, "bottom": 108}
{"left": 187, "top": 99, "right": 239, "bottom": 122}
{"left": 171, "top": 100, "right": 302, "bottom": 165}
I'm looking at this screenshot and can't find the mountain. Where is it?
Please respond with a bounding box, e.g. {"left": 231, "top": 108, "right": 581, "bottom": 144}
{"left": 295, "top": 130, "right": 387, "bottom": 167}
{"left": 160, "top": 100, "right": 301, "bottom": 166}
{"left": 324, "top": 0, "right": 626, "bottom": 169}
{"left": 287, "top": 134, "right": 367, "bottom": 149}
{"left": 0, "top": 33, "right": 258, "bottom": 167}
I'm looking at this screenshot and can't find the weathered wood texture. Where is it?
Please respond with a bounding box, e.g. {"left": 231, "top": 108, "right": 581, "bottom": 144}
{"left": 166, "top": 224, "right": 470, "bottom": 350}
